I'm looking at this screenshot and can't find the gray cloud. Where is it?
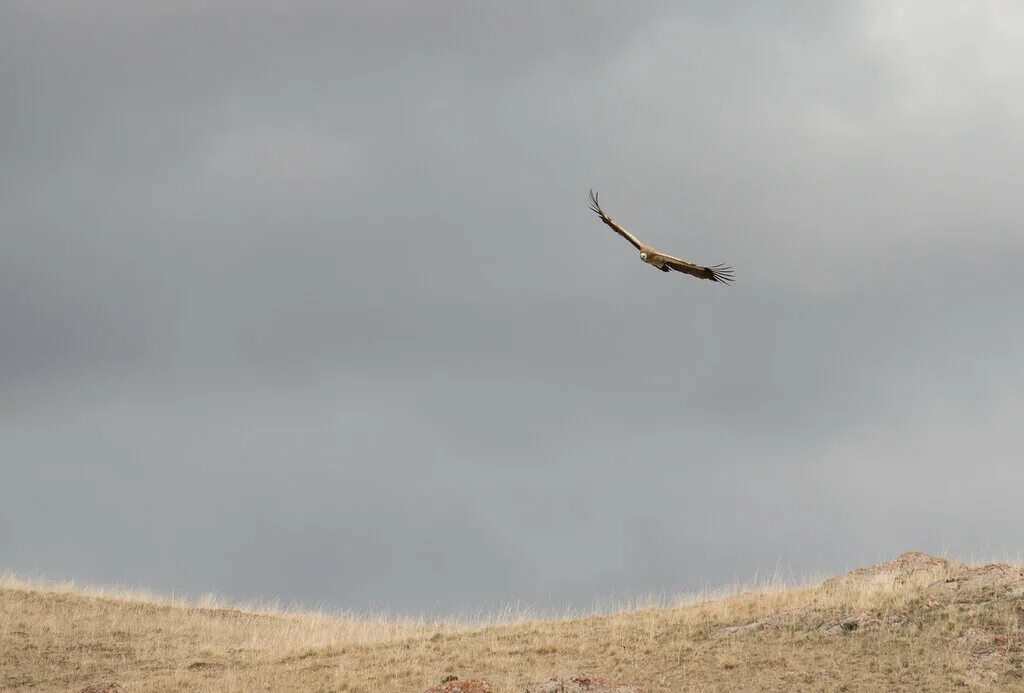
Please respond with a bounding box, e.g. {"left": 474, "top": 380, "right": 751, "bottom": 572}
{"left": 2, "top": 1, "right": 1023, "bottom": 615}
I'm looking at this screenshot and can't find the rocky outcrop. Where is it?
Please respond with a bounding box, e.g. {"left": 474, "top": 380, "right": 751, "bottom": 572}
{"left": 822, "top": 551, "right": 958, "bottom": 590}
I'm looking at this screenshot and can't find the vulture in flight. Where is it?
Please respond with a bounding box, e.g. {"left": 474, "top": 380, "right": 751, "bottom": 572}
{"left": 588, "top": 190, "right": 734, "bottom": 284}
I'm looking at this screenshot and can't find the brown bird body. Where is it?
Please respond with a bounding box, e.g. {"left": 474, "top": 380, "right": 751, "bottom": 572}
{"left": 588, "top": 190, "right": 734, "bottom": 284}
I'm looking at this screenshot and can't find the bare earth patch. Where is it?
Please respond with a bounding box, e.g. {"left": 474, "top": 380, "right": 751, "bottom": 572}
{"left": 3, "top": 551, "right": 1023, "bottom": 691}
{"left": 523, "top": 673, "right": 643, "bottom": 692}
{"left": 424, "top": 676, "right": 494, "bottom": 692}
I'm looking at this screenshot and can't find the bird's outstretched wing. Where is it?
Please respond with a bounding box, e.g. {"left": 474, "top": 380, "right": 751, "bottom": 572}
{"left": 588, "top": 190, "right": 643, "bottom": 251}
{"left": 660, "top": 254, "right": 735, "bottom": 284}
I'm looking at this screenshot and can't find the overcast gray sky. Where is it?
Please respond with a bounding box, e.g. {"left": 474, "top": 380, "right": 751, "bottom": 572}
{"left": 2, "top": 1, "right": 1023, "bottom": 615}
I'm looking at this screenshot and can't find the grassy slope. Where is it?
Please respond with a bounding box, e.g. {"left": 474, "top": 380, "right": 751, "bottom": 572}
{"left": 2, "top": 553, "right": 1023, "bottom": 692}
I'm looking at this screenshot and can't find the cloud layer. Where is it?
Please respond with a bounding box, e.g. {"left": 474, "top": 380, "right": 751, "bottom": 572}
{"left": 2, "top": 1, "right": 1022, "bottom": 614}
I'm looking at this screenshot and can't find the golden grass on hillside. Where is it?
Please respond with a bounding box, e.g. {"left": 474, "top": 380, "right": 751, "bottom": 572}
{"left": 2, "top": 553, "right": 1023, "bottom": 692}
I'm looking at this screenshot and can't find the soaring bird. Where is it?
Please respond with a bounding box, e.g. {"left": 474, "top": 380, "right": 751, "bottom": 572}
{"left": 588, "top": 190, "right": 734, "bottom": 284}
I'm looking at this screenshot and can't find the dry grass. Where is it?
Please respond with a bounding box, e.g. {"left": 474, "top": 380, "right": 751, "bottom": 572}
{"left": 2, "top": 553, "right": 1023, "bottom": 692}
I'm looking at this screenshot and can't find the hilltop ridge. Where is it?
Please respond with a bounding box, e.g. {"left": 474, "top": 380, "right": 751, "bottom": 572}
{"left": 2, "top": 552, "right": 1023, "bottom": 692}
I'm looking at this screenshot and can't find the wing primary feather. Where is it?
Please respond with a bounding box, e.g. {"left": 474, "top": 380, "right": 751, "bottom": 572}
{"left": 711, "top": 265, "right": 735, "bottom": 284}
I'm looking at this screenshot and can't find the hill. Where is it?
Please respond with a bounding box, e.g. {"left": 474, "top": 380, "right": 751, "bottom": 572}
{"left": 2, "top": 552, "right": 1023, "bottom": 692}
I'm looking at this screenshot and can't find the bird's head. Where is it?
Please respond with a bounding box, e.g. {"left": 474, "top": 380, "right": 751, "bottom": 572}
{"left": 639, "top": 252, "right": 648, "bottom": 261}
